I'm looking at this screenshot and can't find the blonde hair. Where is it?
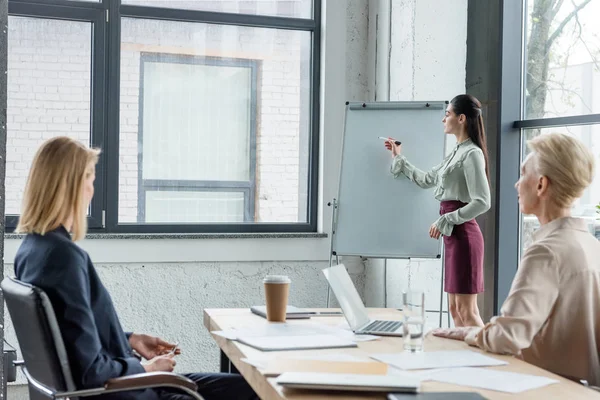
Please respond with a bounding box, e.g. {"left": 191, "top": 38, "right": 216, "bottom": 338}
{"left": 528, "top": 132, "right": 595, "bottom": 208}
{"left": 16, "top": 136, "right": 100, "bottom": 241}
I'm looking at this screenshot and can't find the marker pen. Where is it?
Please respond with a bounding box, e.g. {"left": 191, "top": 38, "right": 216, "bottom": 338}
{"left": 378, "top": 136, "right": 401, "bottom": 145}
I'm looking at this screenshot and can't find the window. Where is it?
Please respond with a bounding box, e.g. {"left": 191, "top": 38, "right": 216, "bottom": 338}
{"left": 520, "top": 0, "right": 600, "bottom": 251}
{"left": 6, "top": 16, "right": 93, "bottom": 216}
{"left": 524, "top": 0, "right": 600, "bottom": 119}
{"left": 497, "top": 0, "right": 600, "bottom": 310}
{"left": 6, "top": 0, "right": 320, "bottom": 233}
{"left": 520, "top": 126, "right": 600, "bottom": 253}
{"left": 137, "top": 53, "right": 258, "bottom": 223}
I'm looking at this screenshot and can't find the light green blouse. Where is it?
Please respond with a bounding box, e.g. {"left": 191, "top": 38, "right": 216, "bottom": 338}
{"left": 390, "top": 138, "right": 491, "bottom": 236}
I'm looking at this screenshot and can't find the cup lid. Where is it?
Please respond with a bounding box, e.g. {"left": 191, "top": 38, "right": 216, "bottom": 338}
{"left": 263, "top": 275, "right": 291, "bottom": 283}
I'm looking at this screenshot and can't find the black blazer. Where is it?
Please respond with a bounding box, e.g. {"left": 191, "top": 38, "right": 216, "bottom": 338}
{"left": 15, "top": 226, "right": 160, "bottom": 400}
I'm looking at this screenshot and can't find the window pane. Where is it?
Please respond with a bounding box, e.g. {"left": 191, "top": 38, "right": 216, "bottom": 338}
{"left": 519, "top": 125, "right": 600, "bottom": 256}
{"left": 7, "top": 16, "right": 92, "bottom": 215}
{"left": 145, "top": 191, "right": 245, "bottom": 223}
{"left": 122, "top": 0, "right": 312, "bottom": 19}
{"left": 119, "top": 18, "right": 311, "bottom": 225}
{"left": 141, "top": 58, "right": 251, "bottom": 182}
{"left": 524, "top": 0, "right": 600, "bottom": 119}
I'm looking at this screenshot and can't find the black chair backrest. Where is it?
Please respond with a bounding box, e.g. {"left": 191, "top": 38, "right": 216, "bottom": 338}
{"left": 1, "top": 277, "right": 77, "bottom": 394}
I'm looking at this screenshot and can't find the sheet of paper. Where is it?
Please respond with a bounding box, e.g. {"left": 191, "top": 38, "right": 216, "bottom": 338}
{"left": 427, "top": 367, "right": 559, "bottom": 393}
{"left": 211, "top": 323, "right": 332, "bottom": 340}
{"left": 242, "top": 353, "right": 372, "bottom": 369}
{"left": 212, "top": 322, "right": 379, "bottom": 342}
{"left": 371, "top": 350, "right": 507, "bottom": 370}
{"left": 237, "top": 334, "right": 358, "bottom": 351}
{"left": 386, "top": 365, "right": 444, "bottom": 380}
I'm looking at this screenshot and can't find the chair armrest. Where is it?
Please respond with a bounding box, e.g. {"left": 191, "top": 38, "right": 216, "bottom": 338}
{"left": 105, "top": 372, "right": 197, "bottom": 392}
{"left": 13, "top": 360, "right": 25, "bottom": 367}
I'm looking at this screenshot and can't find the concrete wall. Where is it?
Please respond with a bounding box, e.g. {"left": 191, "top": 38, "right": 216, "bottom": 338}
{"left": 364, "top": 0, "right": 468, "bottom": 329}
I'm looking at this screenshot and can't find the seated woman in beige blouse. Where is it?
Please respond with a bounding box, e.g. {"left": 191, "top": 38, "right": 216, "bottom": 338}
{"left": 433, "top": 132, "right": 600, "bottom": 386}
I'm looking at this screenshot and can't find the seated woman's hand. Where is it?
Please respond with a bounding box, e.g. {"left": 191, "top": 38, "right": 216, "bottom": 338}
{"left": 142, "top": 354, "right": 176, "bottom": 373}
{"left": 431, "top": 327, "right": 477, "bottom": 341}
{"left": 129, "top": 333, "right": 180, "bottom": 359}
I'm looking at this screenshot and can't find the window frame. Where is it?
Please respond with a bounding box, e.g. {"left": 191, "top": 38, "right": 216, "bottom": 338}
{"left": 137, "top": 52, "right": 258, "bottom": 224}
{"left": 5, "top": 0, "right": 321, "bottom": 234}
{"left": 496, "top": 0, "right": 600, "bottom": 312}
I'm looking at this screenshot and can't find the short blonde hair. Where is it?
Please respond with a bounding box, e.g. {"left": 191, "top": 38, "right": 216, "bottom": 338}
{"left": 16, "top": 136, "right": 100, "bottom": 241}
{"left": 528, "top": 132, "right": 595, "bottom": 208}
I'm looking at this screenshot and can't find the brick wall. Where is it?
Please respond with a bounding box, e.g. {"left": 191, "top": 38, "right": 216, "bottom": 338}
{"left": 7, "top": 11, "right": 308, "bottom": 224}
{"left": 7, "top": 17, "right": 92, "bottom": 215}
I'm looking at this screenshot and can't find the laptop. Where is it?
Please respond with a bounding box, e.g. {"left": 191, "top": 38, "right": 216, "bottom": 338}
{"left": 323, "top": 264, "right": 403, "bottom": 336}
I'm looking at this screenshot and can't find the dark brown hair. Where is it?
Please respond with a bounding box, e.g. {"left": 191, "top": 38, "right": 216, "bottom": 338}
{"left": 450, "top": 94, "right": 490, "bottom": 182}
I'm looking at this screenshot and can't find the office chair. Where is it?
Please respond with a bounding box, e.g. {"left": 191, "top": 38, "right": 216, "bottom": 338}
{"left": 2, "top": 276, "right": 204, "bottom": 399}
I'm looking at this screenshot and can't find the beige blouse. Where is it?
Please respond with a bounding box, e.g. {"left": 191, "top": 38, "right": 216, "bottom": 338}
{"left": 390, "top": 138, "right": 490, "bottom": 236}
{"left": 465, "top": 217, "right": 600, "bottom": 385}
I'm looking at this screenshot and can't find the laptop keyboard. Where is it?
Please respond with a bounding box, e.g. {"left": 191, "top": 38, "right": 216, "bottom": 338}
{"left": 362, "top": 320, "right": 402, "bottom": 333}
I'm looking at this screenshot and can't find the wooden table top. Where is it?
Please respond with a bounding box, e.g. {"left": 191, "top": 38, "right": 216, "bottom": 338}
{"left": 203, "top": 308, "right": 600, "bottom": 400}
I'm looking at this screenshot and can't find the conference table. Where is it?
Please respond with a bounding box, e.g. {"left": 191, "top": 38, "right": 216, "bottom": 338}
{"left": 203, "top": 308, "right": 600, "bottom": 399}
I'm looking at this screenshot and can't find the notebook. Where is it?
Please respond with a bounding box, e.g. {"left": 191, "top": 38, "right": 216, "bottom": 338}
{"left": 236, "top": 334, "right": 358, "bottom": 351}
{"left": 275, "top": 372, "right": 420, "bottom": 392}
{"left": 250, "top": 305, "right": 313, "bottom": 319}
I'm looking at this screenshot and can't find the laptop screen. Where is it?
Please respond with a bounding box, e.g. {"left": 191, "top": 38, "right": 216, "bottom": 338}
{"left": 323, "top": 264, "right": 370, "bottom": 330}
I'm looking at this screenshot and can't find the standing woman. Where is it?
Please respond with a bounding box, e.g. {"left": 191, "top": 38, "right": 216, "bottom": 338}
{"left": 385, "top": 94, "right": 491, "bottom": 327}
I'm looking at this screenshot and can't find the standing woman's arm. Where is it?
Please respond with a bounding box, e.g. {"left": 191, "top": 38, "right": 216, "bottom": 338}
{"left": 434, "top": 149, "right": 491, "bottom": 236}
{"left": 391, "top": 154, "right": 446, "bottom": 189}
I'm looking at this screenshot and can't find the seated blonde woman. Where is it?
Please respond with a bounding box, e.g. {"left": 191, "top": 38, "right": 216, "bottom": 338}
{"left": 14, "top": 137, "right": 258, "bottom": 400}
{"left": 433, "top": 132, "right": 600, "bottom": 386}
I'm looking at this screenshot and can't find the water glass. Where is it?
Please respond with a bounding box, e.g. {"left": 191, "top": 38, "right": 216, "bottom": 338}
{"left": 402, "top": 290, "right": 425, "bottom": 352}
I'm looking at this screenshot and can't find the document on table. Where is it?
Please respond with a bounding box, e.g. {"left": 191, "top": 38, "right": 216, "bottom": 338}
{"left": 242, "top": 353, "right": 374, "bottom": 369}
{"left": 427, "top": 367, "right": 559, "bottom": 393}
{"left": 236, "top": 334, "right": 358, "bottom": 351}
{"left": 371, "top": 350, "right": 507, "bottom": 370}
{"left": 212, "top": 322, "right": 379, "bottom": 342}
{"left": 211, "top": 323, "right": 330, "bottom": 340}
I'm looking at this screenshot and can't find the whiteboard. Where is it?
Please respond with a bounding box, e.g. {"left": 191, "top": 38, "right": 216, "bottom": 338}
{"left": 332, "top": 101, "right": 446, "bottom": 258}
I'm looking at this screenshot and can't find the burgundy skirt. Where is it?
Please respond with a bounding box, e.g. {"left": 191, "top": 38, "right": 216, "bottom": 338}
{"left": 440, "top": 200, "right": 484, "bottom": 294}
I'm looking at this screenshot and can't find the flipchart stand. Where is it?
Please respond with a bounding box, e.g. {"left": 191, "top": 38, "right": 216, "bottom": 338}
{"left": 324, "top": 101, "right": 453, "bottom": 327}
{"left": 326, "top": 198, "right": 450, "bottom": 328}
